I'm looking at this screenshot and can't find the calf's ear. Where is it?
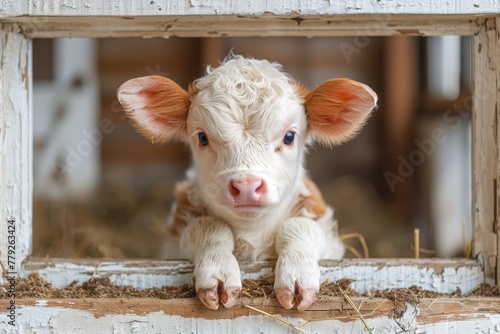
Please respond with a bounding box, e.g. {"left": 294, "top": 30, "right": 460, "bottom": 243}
{"left": 117, "top": 76, "right": 189, "bottom": 143}
{"left": 304, "top": 78, "right": 377, "bottom": 146}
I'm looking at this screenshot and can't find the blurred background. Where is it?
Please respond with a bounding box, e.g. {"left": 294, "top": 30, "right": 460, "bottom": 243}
{"left": 32, "top": 36, "right": 472, "bottom": 259}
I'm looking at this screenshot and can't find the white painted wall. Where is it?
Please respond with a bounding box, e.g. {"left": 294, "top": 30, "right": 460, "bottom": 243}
{"left": 417, "top": 116, "right": 472, "bottom": 257}
{"left": 427, "top": 36, "right": 462, "bottom": 100}
{"left": 431, "top": 119, "right": 472, "bottom": 256}
{"left": 33, "top": 38, "right": 100, "bottom": 201}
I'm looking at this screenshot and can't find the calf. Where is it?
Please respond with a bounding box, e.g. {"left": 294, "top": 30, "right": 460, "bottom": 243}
{"left": 117, "top": 55, "right": 377, "bottom": 311}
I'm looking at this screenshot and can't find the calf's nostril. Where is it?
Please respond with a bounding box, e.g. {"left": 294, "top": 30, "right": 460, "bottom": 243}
{"left": 254, "top": 180, "right": 265, "bottom": 194}
{"left": 229, "top": 181, "right": 241, "bottom": 197}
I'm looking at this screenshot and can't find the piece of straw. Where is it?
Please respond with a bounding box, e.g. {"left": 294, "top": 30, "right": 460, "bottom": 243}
{"left": 414, "top": 228, "right": 420, "bottom": 259}
{"left": 339, "top": 287, "right": 373, "bottom": 334}
{"left": 340, "top": 232, "right": 370, "bottom": 258}
{"left": 242, "top": 304, "right": 307, "bottom": 334}
{"left": 462, "top": 220, "right": 473, "bottom": 258}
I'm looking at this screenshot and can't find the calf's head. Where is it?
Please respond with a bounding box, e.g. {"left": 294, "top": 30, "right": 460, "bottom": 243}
{"left": 117, "top": 56, "right": 377, "bottom": 220}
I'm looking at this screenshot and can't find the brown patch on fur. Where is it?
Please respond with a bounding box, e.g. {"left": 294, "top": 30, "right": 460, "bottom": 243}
{"left": 298, "top": 176, "right": 328, "bottom": 219}
{"left": 169, "top": 182, "right": 192, "bottom": 235}
{"left": 169, "top": 181, "right": 206, "bottom": 235}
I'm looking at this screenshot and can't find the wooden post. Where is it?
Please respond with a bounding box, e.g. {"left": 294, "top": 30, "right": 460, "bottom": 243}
{"left": 199, "top": 38, "right": 225, "bottom": 74}
{"left": 0, "top": 3, "right": 499, "bottom": 331}
{"left": 472, "top": 16, "right": 500, "bottom": 286}
{"left": 383, "top": 36, "right": 419, "bottom": 225}
{"left": 0, "top": 26, "right": 32, "bottom": 279}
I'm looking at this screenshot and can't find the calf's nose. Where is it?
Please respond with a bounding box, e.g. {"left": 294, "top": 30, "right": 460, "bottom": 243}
{"left": 229, "top": 176, "right": 266, "bottom": 206}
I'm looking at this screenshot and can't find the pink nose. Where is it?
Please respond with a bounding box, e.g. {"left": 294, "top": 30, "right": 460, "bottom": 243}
{"left": 229, "top": 176, "right": 267, "bottom": 206}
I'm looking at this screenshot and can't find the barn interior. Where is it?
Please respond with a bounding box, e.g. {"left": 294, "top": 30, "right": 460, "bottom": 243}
{"left": 32, "top": 36, "right": 472, "bottom": 259}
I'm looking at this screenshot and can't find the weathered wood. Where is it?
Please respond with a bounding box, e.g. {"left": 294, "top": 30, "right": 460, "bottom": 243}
{"left": 0, "top": 297, "right": 499, "bottom": 333}
{"left": 0, "top": 15, "right": 486, "bottom": 38}
{"left": 0, "top": 26, "right": 31, "bottom": 279}
{"left": 199, "top": 38, "right": 225, "bottom": 73}
{"left": 0, "top": 5, "right": 496, "bottom": 334}
{"left": 0, "top": 1, "right": 492, "bottom": 39}
{"left": 472, "top": 17, "right": 500, "bottom": 287}
{"left": 2, "top": 297, "right": 500, "bottom": 321}
{"left": 1, "top": 0, "right": 499, "bottom": 17}
{"left": 21, "top": 258, "right": 484, "bottom": 294}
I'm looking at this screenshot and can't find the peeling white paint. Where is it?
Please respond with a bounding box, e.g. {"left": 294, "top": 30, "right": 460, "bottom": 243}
{"left": 0, "top": 27, "right": 32, "bottom": 279}
{"left": 20, "top": 260, "right": 196, "bottom": 288}
{"left": 0, "top": 0, "right": 500, "bottom": 17}
{"left": 0, "top": 303, "right": 498, "bottom": 334}
{"left": 16, "top": 258, "right": 484, "bottom": 295}
{"left": 321, "top": 260, "right": 485, "bottom": 294}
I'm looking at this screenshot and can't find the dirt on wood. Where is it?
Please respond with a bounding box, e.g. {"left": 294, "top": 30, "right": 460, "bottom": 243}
{"left": 1, "top": 273, "right": 498, "bottom": 320}
{"left": 1, "top": 273, "right": 195, "bottom": 299}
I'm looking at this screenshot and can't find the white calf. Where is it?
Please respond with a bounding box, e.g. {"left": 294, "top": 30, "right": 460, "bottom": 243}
{"left": 117, "top": 55, "right": 377, "bottom": 311}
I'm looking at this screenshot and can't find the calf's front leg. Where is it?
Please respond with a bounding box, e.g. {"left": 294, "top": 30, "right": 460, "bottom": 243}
{"left": 180, "top": 217, "right": 242, "bottom": 310}
{"left": 274, "top": 218, "right": 326, "bottom": 311}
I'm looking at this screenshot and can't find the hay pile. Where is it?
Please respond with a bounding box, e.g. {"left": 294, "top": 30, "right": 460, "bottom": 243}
{"left": 1, "top": 273, "right": 497, "bottom": 301}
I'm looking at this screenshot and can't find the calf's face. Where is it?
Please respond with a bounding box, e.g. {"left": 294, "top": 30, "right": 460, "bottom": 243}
{"left": 187, "top": 59, "right": 309, "bottom": 219}
{"left": 117, "top": 56, "right": 377, "bottom": 220}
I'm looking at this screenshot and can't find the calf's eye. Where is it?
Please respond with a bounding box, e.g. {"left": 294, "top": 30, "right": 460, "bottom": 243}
{"left": 198, "top": 132, "right": 209, "bottom": 146}
{"left": 283, "top": 131, "right": 295, "bottom": 145}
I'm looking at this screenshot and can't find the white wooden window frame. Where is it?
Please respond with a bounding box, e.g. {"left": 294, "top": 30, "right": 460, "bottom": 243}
{"left": 0, "top": 1, "right": 499, "bottom": 332}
